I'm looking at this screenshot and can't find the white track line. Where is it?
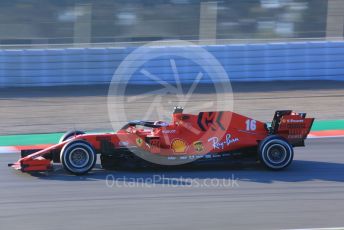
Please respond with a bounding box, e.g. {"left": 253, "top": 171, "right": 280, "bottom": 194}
{"left": 0, "top": 146, "right": 19, "bottom": 154}
{"left": 284, "top": 227, "right": 344, "bottom": 230}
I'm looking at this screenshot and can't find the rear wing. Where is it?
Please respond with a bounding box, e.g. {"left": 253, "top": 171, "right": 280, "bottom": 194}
{"left": 269, "top": 110, "right": 314, "bottom": 146}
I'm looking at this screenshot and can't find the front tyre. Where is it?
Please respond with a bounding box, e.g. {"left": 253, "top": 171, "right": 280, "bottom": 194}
{"left": 258, "top": 136, "right": 293, "bottom": 170}
{"left": 60, "top": 140, "right": 97, "bottom": 175}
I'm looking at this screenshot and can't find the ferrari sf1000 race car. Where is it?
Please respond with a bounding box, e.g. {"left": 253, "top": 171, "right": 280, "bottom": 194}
{"left": 9, "top": 107, "right": 314, "bottom": 175}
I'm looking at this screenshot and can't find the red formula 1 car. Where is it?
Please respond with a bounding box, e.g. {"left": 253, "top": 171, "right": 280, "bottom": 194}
{"left": 9, "top": 107, "right": 314, "bottom": 175}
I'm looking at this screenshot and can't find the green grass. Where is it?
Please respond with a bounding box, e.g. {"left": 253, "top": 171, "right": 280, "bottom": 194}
{"left": 311, "top": 120, "right": 344, "bottom": 131}
{"left": 0, "top": 132, "right": 64, "bottom": 146}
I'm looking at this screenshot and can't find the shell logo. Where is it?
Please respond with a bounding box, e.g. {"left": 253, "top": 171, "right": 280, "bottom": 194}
{"left": 171, "top": 139, "right": 187, "bottom": 153}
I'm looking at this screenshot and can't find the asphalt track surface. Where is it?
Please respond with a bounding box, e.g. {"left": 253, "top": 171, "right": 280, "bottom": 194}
{"left": 0, "top": 81, "right": 343, "bottom": 230}
{"left": 1, "top": 138, "right": 344, "bottom": 230}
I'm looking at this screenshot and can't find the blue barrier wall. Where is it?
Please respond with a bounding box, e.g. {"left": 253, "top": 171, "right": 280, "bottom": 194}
{"left": 0, "top": 41, "right": 344, "bottom": 87}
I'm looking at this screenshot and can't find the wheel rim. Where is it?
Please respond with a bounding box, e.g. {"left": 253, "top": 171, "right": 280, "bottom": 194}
{"left": 266, "top": 144, "right": 287, "bottom": 164}
{"left": 68, "top": 148, "right": 90, "bottom": 168}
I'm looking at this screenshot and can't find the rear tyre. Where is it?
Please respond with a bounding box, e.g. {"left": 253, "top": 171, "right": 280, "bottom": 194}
{"left": 59, "top": 130, "right": 85, "bottom": 143}
{"left": 60, "top": 140, "right": 96, "bottom": 175}
{"left": 258, "top": 135, "right": 293, "bottom": 170}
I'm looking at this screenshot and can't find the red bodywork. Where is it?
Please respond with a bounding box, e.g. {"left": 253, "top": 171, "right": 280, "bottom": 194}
{"left": 9, "top": 110, "right": 314, "bottom": 173}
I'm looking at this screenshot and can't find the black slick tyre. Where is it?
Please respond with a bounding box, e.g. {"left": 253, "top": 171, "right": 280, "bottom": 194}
{"left": 60, "top": 140, "right": 96, "bottom": 175}
{"left": 258, "top": 135, "right": 294, "bottom": 170}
